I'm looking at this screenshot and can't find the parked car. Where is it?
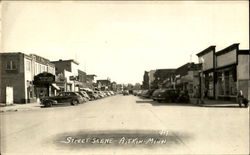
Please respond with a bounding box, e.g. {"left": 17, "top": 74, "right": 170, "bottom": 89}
{"left": 100, "top": 91, "right": 106, "bottom": 97}
{"left": 41, "top": 92, "right": 84, "bottom": 107}
{"left": 141, "top": 89, "right": 155, "bottom": 98}
{"left": 141, "top": 90, "right": 149, "bottom": 98}
{"left": 105, "top": 91, "right": 111, "bottom": 96}
{"left": 133, "top": 90, "right": 139, "bottom": 96}
{"left": 79, "top": 91, "right": 91, "bottom": 100}
{"left": 123, "top": 90, "right": 129, "bottom": 95}
{"left": 136, "top": 90, "right": 143, "bottom": 96}
{"left": 76, "top": 92, "right": 89, "bottom": 102}
{"left": 94, "top": 91, "right": 102, "bottom": 99}
{"left": 109, "top": 91, "right": 114, "bottom": 95}
{"left": 177, "top": 90, "right": 190, "bottom": 103}
{"left": 85, "top": 91, "right": 98, "bottom": 100}
{"left": 152, "top": 89, "right": 179, "bottom": 102}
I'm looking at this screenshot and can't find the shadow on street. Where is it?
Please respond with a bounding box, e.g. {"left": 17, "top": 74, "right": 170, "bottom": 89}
{"left": 201, "top": 105, "right": 244, "bottom": 108}
{"left": 136, "top": 99, "right": 197, "bottom": 107}
{"left": 136, "top": 98, "right": 243, "bottom": 108}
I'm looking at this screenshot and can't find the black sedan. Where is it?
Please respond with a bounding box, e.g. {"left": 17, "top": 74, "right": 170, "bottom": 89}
{"left": 41, "top": 92, "right": 84, "bottom": 107}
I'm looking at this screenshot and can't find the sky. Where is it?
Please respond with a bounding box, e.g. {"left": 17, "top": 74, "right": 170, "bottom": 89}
{"left": 1, "top": 1, "right": 249, "bottom": 84}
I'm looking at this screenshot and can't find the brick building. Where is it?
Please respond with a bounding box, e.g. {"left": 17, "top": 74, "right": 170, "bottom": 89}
{"left": 0, "top": 53, "right": 56, "bottom": 104}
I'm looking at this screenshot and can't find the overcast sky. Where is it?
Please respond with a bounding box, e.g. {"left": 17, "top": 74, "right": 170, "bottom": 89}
{"left": 1, "top": 1, "right": 249, "bottom": 84}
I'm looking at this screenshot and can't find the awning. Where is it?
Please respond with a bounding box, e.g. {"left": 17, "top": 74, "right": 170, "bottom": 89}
{"left": 51, "top": 83, "right": 60, "bottom": 90}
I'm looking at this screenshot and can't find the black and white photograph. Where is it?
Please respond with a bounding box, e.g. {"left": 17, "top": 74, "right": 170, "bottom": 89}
{"left": 0, "top": 0, "right": 249, "bottom": 154}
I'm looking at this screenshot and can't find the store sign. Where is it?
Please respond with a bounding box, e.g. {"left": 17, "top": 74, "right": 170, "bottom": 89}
{"left": 69, "top": 76, "right": 75, "bottom": 81}
{"left": 216, "top": 49, "right": 237, "bottom": 68}
{"left": 34, "top": 72, "right": 55, "bottom": 85}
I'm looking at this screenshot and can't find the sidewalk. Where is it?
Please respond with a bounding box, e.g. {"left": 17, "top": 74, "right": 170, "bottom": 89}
{"left": 0, "top": 102, "right": 42, "bottom": 113}
{"left": 190, "top": 98, "right": 242, "bottom": 107}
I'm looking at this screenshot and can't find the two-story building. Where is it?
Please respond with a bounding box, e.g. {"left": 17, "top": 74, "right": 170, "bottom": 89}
{"left": 0, "top": 52, "right": 56, "bottom": 104}
{"left": 215, "top": 44, "right": 249, "bottom": 101}
{"left": 51, "top": 59, "right": 80, "bottom": 92}
{"left": 196, "top": 44, "right": 249, "bottom": 101}
{"left": 196, "top": 46, "right": 216, "bottom": 99}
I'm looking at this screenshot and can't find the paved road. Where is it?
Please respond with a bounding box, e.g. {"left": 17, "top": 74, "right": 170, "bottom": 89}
{"left": 1, "top": 95, "right": 249, "bottom": 155}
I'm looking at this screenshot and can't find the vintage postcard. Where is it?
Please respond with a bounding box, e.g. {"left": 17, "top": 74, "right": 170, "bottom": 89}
{"left": 0, "top": 1, "right": 249, "bottom": 155}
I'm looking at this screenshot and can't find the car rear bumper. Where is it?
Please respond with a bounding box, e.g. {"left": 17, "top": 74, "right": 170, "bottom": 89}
{"left": 152, "top": 97, "right": 166, "bottom": 100}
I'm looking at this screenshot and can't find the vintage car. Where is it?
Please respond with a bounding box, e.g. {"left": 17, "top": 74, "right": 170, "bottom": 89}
{"left": 109, "top": 91, "right": 115, "bottom": 95}
{"left": 123, "top": 90, "right": 129, "bottom": 95}
{"left": 177, "top": 90, "right": 190, "bottom": 103}
{"left": 41, "top": 92, "right": 84, "bottom": 107}
{"left": 94, "top": 91, "right": 102, "bottom": 99}
{"left": 152, "top": 89, "right": 179, "bottom": 102}
{"left": 78, "top": 91, "right": 91, "bottom": 101}
{"left": 141, "top": 89, "right": 156, "bottom": 98}
{"left": 75, "top": 92, "right": 89, "bottom": 102}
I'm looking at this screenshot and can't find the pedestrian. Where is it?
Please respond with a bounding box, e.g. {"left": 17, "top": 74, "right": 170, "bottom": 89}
{"left": 237, "top": 90, "right": 248, "bottom": 107}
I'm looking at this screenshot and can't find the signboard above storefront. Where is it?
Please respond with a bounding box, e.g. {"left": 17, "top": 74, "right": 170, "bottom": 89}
{"left": 33, "top": 72, "right": 55, "bottom": 85}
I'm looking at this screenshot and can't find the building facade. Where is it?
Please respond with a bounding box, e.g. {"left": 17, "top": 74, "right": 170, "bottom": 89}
{"left": 148, "top": 70, "right": 156, "bottom": 89}
{"left": 51, "top": 59, "right": 80, "bottom": 92}
{"left": 196, "top": 46, "right": 216, "bottom": 99}
{"left": 86, "top": 74, "right": 97, "bottom": 89}
{"left": 153, "top": 69, "right": 176, "bottom": 89}
{"left": 0, "top": 53, "right": 56, "bottom": 104}
{"left": 142, "top": 71, "right": 149, "bottom": 89}
{"left": 215, "top": 44, "right": 249, "bottom": 101}
{"left": 175, "top": 63, "right": 202, "bottom": 98}
{"left": 78, "top": 69, "right": 87, "bottom": 89}
{"left": 196, "top": 44, "right": 250, "bottom": 101}
{"left": 96, "top": 79, "right": 111, "bottom": 90}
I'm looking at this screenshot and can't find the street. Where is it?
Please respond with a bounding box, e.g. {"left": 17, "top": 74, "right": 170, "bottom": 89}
{"left": 1, "top": 94, "right": 249, "bottom": 155}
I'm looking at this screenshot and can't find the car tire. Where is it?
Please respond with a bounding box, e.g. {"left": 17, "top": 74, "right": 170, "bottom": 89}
{"left": 71, "top": 100, "right": 79, "bottom": 106}
{"left": 45, "top": 101, "right": 52, "bottom": 107}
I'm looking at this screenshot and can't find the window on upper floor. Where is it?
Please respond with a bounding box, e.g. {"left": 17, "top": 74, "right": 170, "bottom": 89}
{"left": 6, "top": 60, "right": 17, "bottom": 70}
{"left": 35, "top": 63, "right": 38, "bottom": 75}
{"left": 42, "top": 65, "right": 45, "bottom": 72}
{"left": 38, "top": 64, "right": 41, "bottom": 73}
{"left": 26, "top": 60, "right": 31, "bottom": 71}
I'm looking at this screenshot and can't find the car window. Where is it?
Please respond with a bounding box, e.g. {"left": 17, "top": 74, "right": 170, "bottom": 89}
{"left": 58, "top": 92, "right": 64, "bottom": 97}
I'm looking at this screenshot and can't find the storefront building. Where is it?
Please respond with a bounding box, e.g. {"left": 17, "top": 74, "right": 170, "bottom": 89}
{"left": 33, "top": 72, "right": 58, "bottom": 99}
{"left": 215, "top": 44, "right": 249, "bottom": 101}
{"left": 196, "top": 46, "right": 216, "bottom": 99}
{"left": 174, "top": 62, "right": 202, "bottom": 98}
{"left": 51, "top": 59, "right": 81, "bottom": 92}
{"left": 0, "top": 52, "right": 56, "bottom": 104}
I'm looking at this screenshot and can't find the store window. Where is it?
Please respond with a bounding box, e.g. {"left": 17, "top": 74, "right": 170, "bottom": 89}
{"left": 35, "top": 63, "right": 38, "bottom": 75}
{"left": 217, "top": 72, "right": 224, "bottom": 95}
{"left": 26, "top": 60, "right": 31, "bottom": 71}
{"left": 224, "top": 71, "right": 230, "bottom": 95}
{"left": 42, "top": 65, "right": 45, "bottom": 72}
{"left": 229, "top": 70, "right": 237, "bottom": 95}
{"left": 208, "top": 72, "right": 214, "bottom": 97}
{"left": 38, "top": 64, "right": 41, "bottom": 73}
{"left": 6, "top": 60, "right": 17, "bottom": 70}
